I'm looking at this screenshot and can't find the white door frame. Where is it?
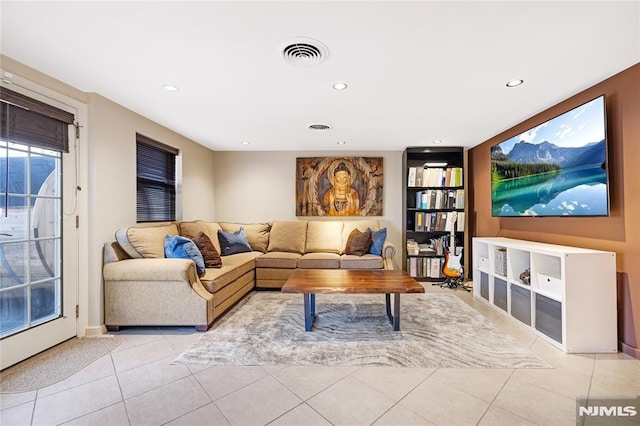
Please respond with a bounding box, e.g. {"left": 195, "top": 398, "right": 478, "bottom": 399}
{"left": 0, "top": 71, "right": 88, "bottom": 370}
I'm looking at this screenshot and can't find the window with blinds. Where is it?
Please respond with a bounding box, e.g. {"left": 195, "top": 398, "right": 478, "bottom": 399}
{"left": 136, "top": 134, "right": 178, "bottom": 222}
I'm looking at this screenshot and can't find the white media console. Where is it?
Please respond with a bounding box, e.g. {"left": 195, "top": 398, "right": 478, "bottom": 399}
{"left": 472, "top": 237, "right": 617, "bottom": 353}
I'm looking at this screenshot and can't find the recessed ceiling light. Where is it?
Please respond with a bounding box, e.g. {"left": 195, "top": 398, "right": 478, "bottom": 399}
{"left": 506, "top": 79, "right": 524, "bottom": 87}
{"left": 240, "top": 141, "right": 250, "bottom": 145}
{"left": 432, "top": 140, "right": 442, "bottom": 144}
{"left": 337, "top": 141, "right": 346, "bottom": 145}
{"left": 163, "top": 84, "right": 179, "bottom": 92}
{"left": 333, "top": 82, "right": 348, "bottom": 90}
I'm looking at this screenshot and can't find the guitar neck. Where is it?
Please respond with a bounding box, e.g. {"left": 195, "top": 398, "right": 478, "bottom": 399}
{"left": 449, "top": 212, "right": 457, "bottom": 253}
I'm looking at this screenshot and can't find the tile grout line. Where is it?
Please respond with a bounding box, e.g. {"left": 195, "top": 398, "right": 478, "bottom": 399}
{"left": 366, "top": 367, "right": 438, "bottom": 425}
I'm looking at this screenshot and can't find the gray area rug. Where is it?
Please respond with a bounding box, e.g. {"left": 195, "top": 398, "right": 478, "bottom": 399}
{"left": 174, "top": 292, "right": 551, "bottom": 369}
{"left": 0, "top": 336, "right": 121, "bottom": 393}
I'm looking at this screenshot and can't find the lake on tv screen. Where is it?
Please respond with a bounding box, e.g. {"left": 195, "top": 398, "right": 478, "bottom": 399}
{"left": 491, "top": 164, "right": 608, "bottom": 216}
{"left": 490, "top": 96, "right": 608, "bottom": 216}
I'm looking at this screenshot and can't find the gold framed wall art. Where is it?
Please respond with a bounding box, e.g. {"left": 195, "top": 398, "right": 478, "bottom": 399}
{"left": 296, "top": 157, "right": 383, "bottom": 216}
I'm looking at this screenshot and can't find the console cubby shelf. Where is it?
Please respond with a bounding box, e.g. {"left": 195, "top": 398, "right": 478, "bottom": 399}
{"left": 472, "top": 237, "right": 617, "bottom": 353}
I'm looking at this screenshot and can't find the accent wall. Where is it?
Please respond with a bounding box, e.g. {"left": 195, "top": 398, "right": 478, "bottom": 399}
{"left": 469, "top": 63, "right": 640, "bottom": 358}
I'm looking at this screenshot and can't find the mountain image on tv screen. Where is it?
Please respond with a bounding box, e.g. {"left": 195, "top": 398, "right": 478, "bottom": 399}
{"left": 491, "top": 95, "right": 609, "bottom": 217}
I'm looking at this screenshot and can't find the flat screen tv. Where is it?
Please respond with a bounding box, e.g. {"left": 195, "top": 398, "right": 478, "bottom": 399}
{"left": 491, "top": 95, "right": 609, "bottom": 217}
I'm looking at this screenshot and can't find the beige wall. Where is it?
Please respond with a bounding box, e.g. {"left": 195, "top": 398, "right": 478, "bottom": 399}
{"left": 1, "top": 55, "right": 217, "bottom": 333}
{"left": 469, "top": 63, "right": 640, "bottom": 358}
{"left": 212, "top": 151, "right": 403, "bottom": 268}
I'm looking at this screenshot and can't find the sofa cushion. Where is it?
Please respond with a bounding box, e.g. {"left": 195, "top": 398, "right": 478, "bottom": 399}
{"left": 367, "top": 227, "right": 387, "bottom": 256}
{"left": 298, "top": 253, "right": 341, "bottom": 269}
{"left": 340, "top": 254, "right": 384, "bottom": 269}
{"left": 305, "top": 221, "right": 343, "bottom": 254}
{"left": 342, "top": 220, "right": 380, "bottom": 253}
{"left": 219, "top": 222, "right": 271, "bottom": 253}
{"left": 199, "top": 251, "right": 261, "bottom": 293}
{"left": 344, "top": 229, "right": 373, "bottom": 256}
{"left": 256, "top": 268, "right": 295, "bottom": 280}
{"left": 218, "top": 227, "right": 252, "bottom": 256}
{"left": 221, "top": 251, "right": 261, "bottom": 276}
{"left": 255, "top": 251, "right": 301, "bottom": 268}
{"left": 164, "top": 235, "right": 206, "bottom": 276}
{"left": 192, "top": 231, "right": 222, "bottom": 268}
{"left": 119, "top": 223, "right": 179, "bottom": 259}
{"left": 178, "top": 221, "right": 223, "bottom": 254}
{"left": 267, "top": 221, "right": 307, "bottom": 254}
{"left": 199, "top": 265, "right": 239, "bottom": 293}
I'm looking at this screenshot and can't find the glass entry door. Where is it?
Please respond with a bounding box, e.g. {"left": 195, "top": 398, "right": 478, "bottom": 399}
{"left": 0, "top": 101, "right": 78, "bottom": 370}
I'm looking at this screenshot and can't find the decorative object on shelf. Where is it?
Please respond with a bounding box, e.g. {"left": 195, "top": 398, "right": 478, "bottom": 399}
{"left": 295, "top": 157, "right": 383, "bottom": 216}
{"left": 406, "top": 240, "right": 420, "bottom": 256}
{"left": 495, "top": 247, "right": 507, "bottom": 276}
{"left": 519, "top": 268, "right": 531, "bottom": 285}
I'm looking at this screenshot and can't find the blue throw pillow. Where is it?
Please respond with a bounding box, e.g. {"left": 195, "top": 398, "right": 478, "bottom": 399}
{"left": 164, "top": 235, "right": 206, "bottom": 277}
{"left": 367, "top": 227, "right": 387, "bottom": 256}
{"left": 218, "top": 227, "right": 252, "bottom": 256}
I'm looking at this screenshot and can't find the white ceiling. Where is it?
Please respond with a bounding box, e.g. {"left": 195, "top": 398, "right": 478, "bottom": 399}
{"left": 1, "top": 1, "right": 639, "bottom": 151}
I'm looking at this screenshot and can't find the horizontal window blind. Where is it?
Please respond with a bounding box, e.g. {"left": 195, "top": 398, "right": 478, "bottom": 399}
{"left": 1, "top": 87, "right": 74, "bottom": 153}
{"left": 136, "top": 134, "right": 177, "bottom": 222}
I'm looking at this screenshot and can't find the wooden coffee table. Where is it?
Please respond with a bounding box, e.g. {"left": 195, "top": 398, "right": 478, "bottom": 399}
{"left": 281, "top": 269, "right": 424, "bottom": 331}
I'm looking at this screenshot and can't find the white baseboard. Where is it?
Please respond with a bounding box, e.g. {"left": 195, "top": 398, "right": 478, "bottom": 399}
{"left": 84, "top": 325, "right": 107, "bottom": 337}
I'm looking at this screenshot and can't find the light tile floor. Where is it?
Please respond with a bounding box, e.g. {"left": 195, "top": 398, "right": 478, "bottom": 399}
{"left": 1, "top": 285, "right": 639, "bottom": 426}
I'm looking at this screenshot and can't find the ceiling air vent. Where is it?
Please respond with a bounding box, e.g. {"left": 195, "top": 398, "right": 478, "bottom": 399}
{"left": 281, "top": 37, "right": 328, "bottom": 67}
{"left": 308, "top": 124, "right": 331, "bottom": 131}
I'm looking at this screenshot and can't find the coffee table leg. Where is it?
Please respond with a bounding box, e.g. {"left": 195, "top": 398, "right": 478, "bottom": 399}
{"left": 393, "top": 293, "right": 400, "bottom": 331}
{"left": 385, "top": 293, "right": 401, "bottom": 331}
{"left": 304, "top": 293, "right": 316, "bottom": 331}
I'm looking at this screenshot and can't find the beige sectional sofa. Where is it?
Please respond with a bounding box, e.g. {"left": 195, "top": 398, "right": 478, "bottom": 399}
{"left": 103, "top": 219, "right": 395, "bottom": 331}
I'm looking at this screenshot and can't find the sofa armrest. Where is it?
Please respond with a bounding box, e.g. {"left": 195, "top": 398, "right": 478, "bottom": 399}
{"left": 382, "top": 241, "right": 396, "bottom": 270}
{"left": 104, "top": 242, "right": 131, "bottom": 264}
{"left": 103, "top": 258, "right": 199, "bottom": 283}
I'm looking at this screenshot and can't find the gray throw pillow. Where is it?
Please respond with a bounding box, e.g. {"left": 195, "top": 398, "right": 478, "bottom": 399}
{"left": 217, "top": 227, "right": 252, "bottom": 256}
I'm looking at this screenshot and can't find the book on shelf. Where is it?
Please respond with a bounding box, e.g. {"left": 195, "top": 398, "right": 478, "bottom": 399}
{"left": 455, "top": 189, "right": 465, "bottom": 208}
{"left": 452, "top": 167, "right": 463, "bottom": 187}
{"left": 446, "top": 189, "right": 455, "bottom": 209}
{"left": 415, "top": 169, "right": 423, "bottom": 187}
{"left": 421, "top": 191, "right": 429, "bottom": 209}
{"left": 408, "top": 257, "right": 417, "bottom": 277}
{"left": 429, "top": 190, "right": 437, "bottom": 209}
{"left": 444, "top": 212, "right": 455, "bottom": 232}
{"left": 430, "top": 257, "right": 441, "bottom": 278}
{"left": 456, "top": 212, "right": 465, "bottom": 232}
{"left": 415, "top": 211, "right": 425, "bottom": 231}
{"left": 435, "top": 190, "right": 443, "bottom": 209}
{"left": 408, "top": 167, "right": 417, "bottom": 187}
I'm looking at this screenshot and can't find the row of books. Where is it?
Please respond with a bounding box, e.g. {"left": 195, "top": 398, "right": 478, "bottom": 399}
{"left": 414, "top": 211, "right": 465, "bottom": 232}
{"left": 407, "top": 256, "right": 443, "bottom": 279}
{"left": 408, "top": 167, "right": 463, "bottom": 187}
{"left": 415, "top": 189, "right": 464, "bottom": 210}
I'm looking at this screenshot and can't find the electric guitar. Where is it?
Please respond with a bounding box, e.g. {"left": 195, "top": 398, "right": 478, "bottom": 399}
{"left": 442, "top": 212, "right": 463, "bottom": 279}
